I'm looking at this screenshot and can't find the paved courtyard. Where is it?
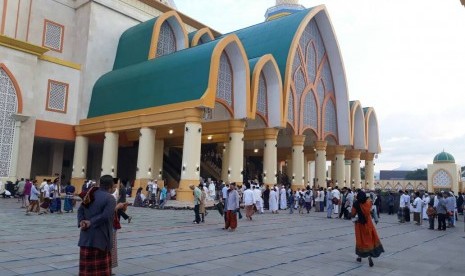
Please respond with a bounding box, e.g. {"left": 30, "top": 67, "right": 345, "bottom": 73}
{"left": 0, "top": 197, "right": 463, "bottom": 276}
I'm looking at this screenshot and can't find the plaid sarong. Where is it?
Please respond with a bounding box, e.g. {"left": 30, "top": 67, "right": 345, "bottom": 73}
{"left": 79, "top": 246, "right": 111, "bottom": 276}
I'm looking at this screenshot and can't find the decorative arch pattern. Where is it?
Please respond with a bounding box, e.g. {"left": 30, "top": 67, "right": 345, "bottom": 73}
{"left": 287, "top": 19, "right": 337, "bottom": 140}
{"left": 216, "top": 52, "right": 234, "bottom": 112}
{"left": 406, "top": 183, "right": 414, "bottom": 190}
{"left": 417, "top": 183, "right": 426, "bottom": 190}
{"left": 156, "top": 21, "right": 176, "bottom": 57}
{"left": 303, "top": 91, "right": 317, "bottom": 130}
{"left": 0, "top": 66, "right": 19, "bottom": 177}
{"left": 433, "top": 169, "right": 452, "bottom": 187}
{"left": 324, "top": 99, "right": 337, "bottom": 135}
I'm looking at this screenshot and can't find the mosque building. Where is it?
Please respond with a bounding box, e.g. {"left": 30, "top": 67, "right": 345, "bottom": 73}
{"left": 0, "top": 0, "right": 380, "bottom": 201}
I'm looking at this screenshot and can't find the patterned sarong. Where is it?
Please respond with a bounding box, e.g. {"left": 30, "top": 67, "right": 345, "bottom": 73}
{"left": 79, "top": 246, "right": 111, "bottom": 276}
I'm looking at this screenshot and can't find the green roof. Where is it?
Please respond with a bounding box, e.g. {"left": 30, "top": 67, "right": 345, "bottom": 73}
{"left": 87, "top": 40, "right": 220, "bottom": 118}
{"left": 113, "top": 17, "right": 157, "bottom": 70}
{"left": 88, "top": 8, "right": 316, "bottom": 118}
{"left": 433, "top": 151, "right": 455, "bottom": 164}
{"left": 231, "top": 8, "right": 312, "bottom": 81}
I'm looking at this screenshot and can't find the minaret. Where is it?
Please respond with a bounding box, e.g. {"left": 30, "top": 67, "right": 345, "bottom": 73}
{"left": 265, "top": 0, "right": 306, "bottom": 21}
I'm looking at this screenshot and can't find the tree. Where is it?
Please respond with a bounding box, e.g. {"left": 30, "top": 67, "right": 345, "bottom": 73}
{"left": 405, "top": 169, "right": 427, "bottom": 180}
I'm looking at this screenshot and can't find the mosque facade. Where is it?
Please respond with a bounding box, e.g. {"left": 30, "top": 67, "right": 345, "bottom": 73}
{"left": 0, "top": 0, "right": 380, "bottom": 201}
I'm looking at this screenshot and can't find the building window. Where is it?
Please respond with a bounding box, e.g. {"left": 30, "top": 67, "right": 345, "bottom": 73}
{"left": 46, "top": 80, "right": 68, "bottom": 113}
{"left": 43, "top": 20, "right": 64, "bottom": 52}
{"left": 0, "top": 67, "right": 19, "bottom": 177}
{"left": 433, "top": 169, "right": 451, "bottom": 187}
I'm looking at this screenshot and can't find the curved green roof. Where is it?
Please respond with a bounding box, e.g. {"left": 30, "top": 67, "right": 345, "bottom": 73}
{"left": 87, "top": 40, "right": 220, "bottom": 118}
{"left": 113, "top": 17, "right": 157, "bottom": 70}
{"left": 433, "top": 151, "right": 455, "bottom": 164}
{"left": 231, "top": 8, "right": 312, "bottom": 81}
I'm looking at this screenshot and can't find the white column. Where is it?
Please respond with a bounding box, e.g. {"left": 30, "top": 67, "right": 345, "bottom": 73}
{"left": 344, "top": 160, "right": 351, "bottom": 188}
{"left": 228, "top": 120, "right": 246, "bottom": 185}
{"left": 177, "top": 122, "right": 202, "bottom": 201}
{"left": 101, "top": 132, "right": 119, "bottom": 176}
{"left": 291, "top": 135, "right": 305, "bottom": 189}
{"left": 365, "top": 153, "right": 375, "bottom": 190}
{"left": 154, "top": 139, "right": 164, "bottom": 180}
{"left": 334, "top": 146, "right": 345, "bottom": 187}
{"left": 304, "top": 157, "right": 309, "bottom": 187}
{"left": 315, "top": 140, "right": 327, "bottom": 188}
{"left": 72, "top": 136, "right": 89, "bottom": 179}
{"left": 349, "top": 150, "right": 361, "bottom": 189}
{"left": 221, "top": 142, "right": 230, "bottom": 181}
{"left": 136, "top": 128, "right": 155, "bottom": 179}
{"left": 263, "top": 128, "right": 279, "bottom": 186}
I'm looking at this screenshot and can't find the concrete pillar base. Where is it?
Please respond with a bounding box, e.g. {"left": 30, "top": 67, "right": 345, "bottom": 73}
{"left": 291, "top": 183, "right": 305, "bottom": 191}
{"left": 71, "top": 178, "right": 86, "bottom": 195}
{"left": 177, "top": 179, "right": 199, "bottom": 202}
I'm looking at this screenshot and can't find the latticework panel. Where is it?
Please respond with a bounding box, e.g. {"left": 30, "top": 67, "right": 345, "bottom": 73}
{"left": 317, "top": 80, "right": 325, "bottom": 106}
{"left": 44, "top": 21, "right": 63, "bottom": 51}
{"left": 324, "top": 99, "right": 337, "bottom": 135}
{"left": 47, "top": 81, "right": 68, "bottom": 112}
{"left": 216, "top": 53, "right": 233, "bottom": 107}
{"left": 303, "top": 91, "right": 317, "bottom": 129}
{"left": 0, "top": 68, "right": 18, "bottom": 177}
{"left": 257, "top": 73, "right": 268, "bottom": 118}
{"left": 287, "top": 92, "right": 294, "bottom": 125}
{"left": 156, "top": 21, "right": 176, "bottom": 57}
{"left": 433, "top": 170, "right": 451, "bottom": 187}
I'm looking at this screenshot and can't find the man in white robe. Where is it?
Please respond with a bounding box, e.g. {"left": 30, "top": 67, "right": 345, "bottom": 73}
{"left": 279, "top": 186, "right": 287, "bottom": 210}
{"left": 208, "top": 181, "right": 216, "bottom": 201}
{"left": 332, "top": 186, "right": 341, "bottom": 214}
{"left": 422, "top": 193, "right": 430, "bottom": 220}
{"left": 269, "top": 188, "right": 279, "bottom": 213}
{"left": 253, "top": 185, "right": 263, "bottom": 214}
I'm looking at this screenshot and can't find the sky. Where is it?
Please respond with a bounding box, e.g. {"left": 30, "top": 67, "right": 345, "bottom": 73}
{"left": 175, "top": 0, "right": 465, "bottom": 172}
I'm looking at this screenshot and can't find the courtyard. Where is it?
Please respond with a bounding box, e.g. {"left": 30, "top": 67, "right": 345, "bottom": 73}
{"left": 0, "top": 198, "right": 463, "bottom": 276}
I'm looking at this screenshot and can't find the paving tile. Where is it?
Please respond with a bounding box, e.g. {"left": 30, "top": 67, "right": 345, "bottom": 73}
{"left": 0, "top": 198, "right": 463, "bottom": 275}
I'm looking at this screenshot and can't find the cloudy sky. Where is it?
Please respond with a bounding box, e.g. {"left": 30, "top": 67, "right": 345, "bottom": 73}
{"left": 175, "top": 0, "right": 465, "bottom": 172}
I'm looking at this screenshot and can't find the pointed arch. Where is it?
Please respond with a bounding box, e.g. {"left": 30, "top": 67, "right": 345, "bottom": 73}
{"left": 0, "top": 63, "right": 21, "bottom": 177}
{"left": 202, "top": 34, "right": 250, "bottom": 120}
{"left": 148, "top": 11, "right": 188, "bottom": 59}
{"left": 364, "top": 107, "right": 381, "bottom": 153}
{"left": 250, "top": 54, "right": 283, "bottom": 128}
{"left": 191, "top": 27, "right": 215, "bottom": 47}
{"left": 0, "top": 63, "right": 23, "bottom": 113}
{"left": 283, "top": 6, "right": 350, "bottom": 145}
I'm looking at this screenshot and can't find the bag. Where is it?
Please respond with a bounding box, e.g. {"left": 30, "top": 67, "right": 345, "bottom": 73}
{"left": 216, "top": 201, "right": 224, "bottom": 216}
{"left": 332, "top": 197, "right": 338, "bottom": 205}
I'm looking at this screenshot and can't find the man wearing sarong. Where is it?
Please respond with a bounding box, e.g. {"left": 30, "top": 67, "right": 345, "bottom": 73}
{"left": 243, "top": 184, "right": 255, "bottom": 220}
{"left": 225, "top": 183, "right": 240, "bottom": 231}
{"left": 398, "top": 190, "right": 406, "bottom": 223}
{"left": 77, "top": 175, "right": 116, "bottom": 276}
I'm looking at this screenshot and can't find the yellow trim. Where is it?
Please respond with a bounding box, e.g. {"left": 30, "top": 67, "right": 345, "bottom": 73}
{"left": 250, "top": 54, "right": 284, "bottom": 127}
{"left": 148, "top": 11, "right": 189, "bottom": 60}
{"left": 39, "top": 55, "right": 81, "bottom": 70}
{"left": 191, "top": 27, "right": 214, "bottom": 47}
{"left": 266, "top": 12, "right": 292, "bottom": 21}
{"left": 282, "top": 6, "right": 324, "bottom": 132}
{"left": 0, "top": 34, "right": 49, "bottom": 56}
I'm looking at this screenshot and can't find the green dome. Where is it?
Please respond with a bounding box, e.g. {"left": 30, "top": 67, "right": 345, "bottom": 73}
{"left": 433, "top": 151, "right": 455, "bottom": 163}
